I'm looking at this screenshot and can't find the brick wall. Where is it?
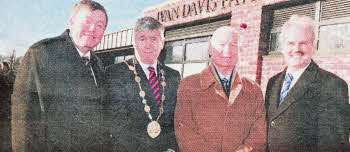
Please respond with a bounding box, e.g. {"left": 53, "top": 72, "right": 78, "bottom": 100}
{"left": 230, "top": 0, "right": 350, "bottom": 99}
{"left": 143, "top": 0, "right": 233, "bottom": 27}
{"left": 231, "top": 2, "right": 264, "bottom": 82}
{"left": 261, "top": 54, "right": 350, "bottom": 101}
{"left": 144, "top": 0, "right": 350, "bottom": 99}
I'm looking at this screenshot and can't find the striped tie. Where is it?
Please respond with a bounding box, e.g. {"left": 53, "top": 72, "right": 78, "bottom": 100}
{"left": 148, "top": 66, "right": 161, "bottom": 105}
{"left": 279, "top": 73, "right": 294, "bottom": 107}
{"left": 221, "top": 78, "right": 230, "bottom": 97}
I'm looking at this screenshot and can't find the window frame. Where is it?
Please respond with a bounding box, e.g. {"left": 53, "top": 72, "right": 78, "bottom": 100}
{"left": 264, "top": 0, "right": 350, "bottom": 55}
{"left": 164, "top": 36, "right": 211, "bottom": 78}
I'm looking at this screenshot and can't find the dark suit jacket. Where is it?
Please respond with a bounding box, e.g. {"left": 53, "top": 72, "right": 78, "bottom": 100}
{"left": 105, "top": 58, "right": 180, "bottom": 152}
{"left": 265, "top": 60, "right": 350, "bottom": 152}
{"left": 12, "top": 30, "right": 108, "bottom": 152}
{"left": 0, "top": 73, "right": 12, "bottom": 152}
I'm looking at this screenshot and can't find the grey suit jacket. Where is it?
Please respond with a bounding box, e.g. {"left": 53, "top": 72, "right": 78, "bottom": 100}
{"left": 12, "top": 30, "right": 108, "bottom": 152}
{"left": 265, "top": 60, "right": 350, "bottom": 152}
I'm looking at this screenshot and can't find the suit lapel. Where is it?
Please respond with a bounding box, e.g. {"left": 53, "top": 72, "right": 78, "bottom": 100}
{"left": 61, "top": 30, "right": 93, "bottom": 81}
{"left": 133, "top": 59, "right": 162, "bottom": 118}
{"left": 228, "top": 72, "right": 242, "bottom": 105}
{"left": 209, "top": 66, "right": 229, "bottom": 101}
{"left": 268, "top": 71, "right": 286, "bottom": 119}
{"left": 157, "top": 62, "right": 165, "bottom": 101}
{"left": 90, "top": 52, "right": 104, "bottom": 86}
{"left": 61, "top": 30, "right": 85, "bottom": 69}
{"left": 271, "top": 61, "right": 319, "bottom": 120}
{"left": 135, "top": 62, "right": 153, "bottom": 98}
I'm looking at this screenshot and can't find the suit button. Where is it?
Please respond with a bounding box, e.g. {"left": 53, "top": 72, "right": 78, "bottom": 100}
{"left": 271, "top": 121, "right": 276, "bottom": 127}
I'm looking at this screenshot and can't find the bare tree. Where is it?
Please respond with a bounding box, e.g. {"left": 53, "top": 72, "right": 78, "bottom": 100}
{"left": 8, "top": 50, "right": 16, "bottom": 71}
{"left": 1, "top": 49, "right": 22, "bottom": 74}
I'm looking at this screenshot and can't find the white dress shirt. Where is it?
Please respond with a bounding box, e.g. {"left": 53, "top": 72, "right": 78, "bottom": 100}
{"left": 217, "top": 70, "right": 233, "bottom": 81}
{"left": 135, "top": 51, "right": 158, "bottom": 80}
{"left": 282, "top": 62, "right": 311, "bottom": 93}
{"left": 215, "top": 67, "right": 236, "bottom": 90}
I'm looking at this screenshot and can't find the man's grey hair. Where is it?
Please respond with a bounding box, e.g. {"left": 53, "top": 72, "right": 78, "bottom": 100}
{"left": 279, "top": 14, "right": 316, "bottom": 47}
{"left": 134, "top": 17, "right": 165, "bottom": 39}
{"left": 210, "top": 26, "right": 237, "bottom": 45}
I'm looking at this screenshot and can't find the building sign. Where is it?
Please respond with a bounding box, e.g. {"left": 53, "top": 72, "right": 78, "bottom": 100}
{"left": 153, "top": 0, "right": 257, "bottom": 24}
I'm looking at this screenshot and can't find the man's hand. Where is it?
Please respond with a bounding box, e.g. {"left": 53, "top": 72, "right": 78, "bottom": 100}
{"left": 235, "top": 145, "right": 253, "bottom": 152}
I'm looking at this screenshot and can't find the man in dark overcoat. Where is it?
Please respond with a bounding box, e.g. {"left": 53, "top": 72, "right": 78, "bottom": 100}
{"left": 265, "top": 14, "right": 350, "bottom": 152}
{"left": 105, "top": 17, "right": 180, "bottom": 151}
{"left": 11, "top": 0, "right": 109, "bottom": 151}
{"left": 0, "top": 69, "right": 12, "bottom": 152}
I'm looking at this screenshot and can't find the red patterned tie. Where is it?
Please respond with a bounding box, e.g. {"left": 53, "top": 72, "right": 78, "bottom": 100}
{"left": 148, "top": 66, "right": 161, "bottom": 105}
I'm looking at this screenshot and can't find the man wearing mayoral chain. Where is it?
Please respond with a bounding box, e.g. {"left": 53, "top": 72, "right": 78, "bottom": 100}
{"left": 105, "top": 17, "right": 180, "bottom": 151}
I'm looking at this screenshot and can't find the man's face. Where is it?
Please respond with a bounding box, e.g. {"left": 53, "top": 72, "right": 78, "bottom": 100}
{"left": 134, "top": 29, "right": 164, "bottom": 65}
{"left": 210, "top": 31, "right": 238, "bottom": 71}
{"left": 1, "top": 64, "right": 7, "bottom": 71}
{"left": 282, "top": 24, "right": 314, "bottom": 70}
{"left": 69, "top": 5, "right": 107, "bottom": 53}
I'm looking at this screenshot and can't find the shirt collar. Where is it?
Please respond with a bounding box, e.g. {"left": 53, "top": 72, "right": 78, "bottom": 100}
{"left": 211, "top": 63, "right": 233, "bottom": 80}
{"left": 135, "top": 54, "right": 158, "bottom": 79}
{"left": 200, "top": 65, "right": 240, "bottom": 90}
{"left": 286, "top": 62, "right": 310, "bottom": 79}
{"left": 76, "top": 47, "right": 91, "bottom": 59}
{"left": 217, "top": 70, "right": 232, "bottom": 80}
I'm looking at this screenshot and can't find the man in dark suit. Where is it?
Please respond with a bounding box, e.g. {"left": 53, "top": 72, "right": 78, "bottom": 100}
{"left": 12, "top": 0, "right": 108, "bottom": 151}
{"left": 105, "top": 17, "right": 180, "bottom": 151}
{"left": 265, "top": 14, "right": 350, "bottom": 152}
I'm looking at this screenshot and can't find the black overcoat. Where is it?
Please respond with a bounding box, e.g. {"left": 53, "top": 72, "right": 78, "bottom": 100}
{"left": 0, "top": 73, "right": 12, "bottom": 152}
{"left": 12, "top": 30, "right": 108, "bottom": 151}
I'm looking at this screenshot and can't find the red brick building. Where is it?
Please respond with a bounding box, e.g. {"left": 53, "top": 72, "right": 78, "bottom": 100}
{"left": 95, "top": 0, "right": 350, "bottom": 95}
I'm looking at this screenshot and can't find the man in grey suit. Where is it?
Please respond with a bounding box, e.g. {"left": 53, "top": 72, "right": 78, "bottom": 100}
{"left": 265, "top": 14, "right": 350, "bottom": 151}
{"left": 12, "top": 0, "right": 108, "bottom": 151}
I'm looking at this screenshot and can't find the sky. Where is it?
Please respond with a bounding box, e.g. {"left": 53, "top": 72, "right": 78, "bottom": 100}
{"left": 0, "top": 0, "right": 166, "bottom": 57}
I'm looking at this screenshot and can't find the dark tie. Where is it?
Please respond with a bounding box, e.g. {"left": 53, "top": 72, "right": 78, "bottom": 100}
{"left": 82, "top": 57, "right": 93, "bottom": 76}
{"left": 82, "top": 56, "right": 97, "bottom": 86}
{"left": 221, "top": 78, "right": 230, "bottom": 97}
{"left": 148, "top": 66, "right": 161, "bottom": 105}
{"left": 279, "top": 73, "right": 294, "bottom": 106}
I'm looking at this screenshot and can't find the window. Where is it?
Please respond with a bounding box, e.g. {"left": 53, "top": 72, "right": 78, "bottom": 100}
{"left": 164, "top": 42, "right": 184, "bottom": 75}
{"left": 319, "top": 23, "right": 350, "bottom": 52}
{"left": 114, "top": 55, "right": 134, "bottom": 64}
{"left": 269, "top": 32, "right": 281, "bottom": 52}
{"left": 265, "top": 0, "right": 350, "bottom": 54}
{"left": 318, "top": 0, "right": 350, "bottom": 52}
{"left": 185, "top": 41, "right": 209, "bottom": 61}
{"left": 162, "top": 15, "right": 230, "bottom": 78}
{"left": 114, "top": 56, "right": 125, "bottom": 63}
{"left": 164, "top": 36, "right": 210, "bottom": 78}
{"left": 164, "top": 45, "right": 184, "bottom": 63}
{"left": 183, "top": 63, "right": 208, "bottom": 78}
{"left": 266, "top": 2, "right": 316, "bottom": 53}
